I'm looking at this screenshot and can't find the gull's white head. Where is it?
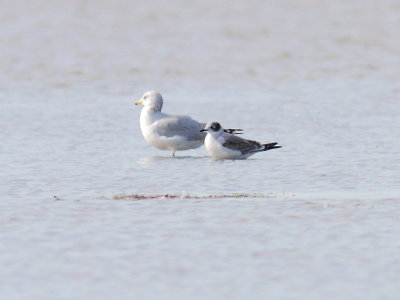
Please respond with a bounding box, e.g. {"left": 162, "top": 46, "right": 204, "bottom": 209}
{"left": 135, "top": 91, "right": 163, "bottom": 111}
{"left": 201, "top": 122, "right": 223, "bottom": 134}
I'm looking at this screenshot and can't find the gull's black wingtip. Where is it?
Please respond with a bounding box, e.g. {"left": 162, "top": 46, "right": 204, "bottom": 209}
{"left": 263, "top": 142, "right": 282, "bottom": 151}
{"left": 224, "top": 128, "right": 243, "bottom": 135}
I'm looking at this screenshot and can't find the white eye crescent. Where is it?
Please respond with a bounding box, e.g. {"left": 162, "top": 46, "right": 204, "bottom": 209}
{"left": 211, "top": 123, "right": 220, "bottom": 131}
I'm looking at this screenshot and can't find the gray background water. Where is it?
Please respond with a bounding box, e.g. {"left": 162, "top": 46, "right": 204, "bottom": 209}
{"left": 1, "top": 0, "right": 400, "bottom": 299}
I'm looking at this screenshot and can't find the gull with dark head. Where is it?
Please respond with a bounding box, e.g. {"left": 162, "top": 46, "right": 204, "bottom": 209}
{"left": 134, "top": 91, "right": 242, "bottom": 156}
{"left": 201, "top": 122, "right": 281, "bottom": 160}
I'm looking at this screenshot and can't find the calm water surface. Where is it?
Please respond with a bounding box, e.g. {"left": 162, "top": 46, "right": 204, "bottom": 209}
{"left": 1, "top": 0, "right": 400, "bottom": 299}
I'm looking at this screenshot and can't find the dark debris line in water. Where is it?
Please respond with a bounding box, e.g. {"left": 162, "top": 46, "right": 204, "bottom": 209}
{"left": 112, "top": 193, "right": 276, "bottom": 200}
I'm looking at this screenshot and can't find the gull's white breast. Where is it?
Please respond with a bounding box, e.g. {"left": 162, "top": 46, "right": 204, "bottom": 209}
{"left": 139, "top": 109, "right": 203, "bottom": 151}
{"left": 204, "top": 133, "right": 241, "bottom": 160}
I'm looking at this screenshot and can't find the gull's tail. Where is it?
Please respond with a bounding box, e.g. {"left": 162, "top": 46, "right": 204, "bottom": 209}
{"left": 261, "top": 142, "right": 282, "bottom": 152}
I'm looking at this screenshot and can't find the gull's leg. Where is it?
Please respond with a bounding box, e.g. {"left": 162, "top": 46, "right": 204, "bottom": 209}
{"left": 172, "top": 150, "right": 176, "bottom": 157}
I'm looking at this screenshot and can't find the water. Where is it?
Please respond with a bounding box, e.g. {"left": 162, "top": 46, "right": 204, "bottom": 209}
{"left": 1, "top": 0, "right": 400, "bottom": 299}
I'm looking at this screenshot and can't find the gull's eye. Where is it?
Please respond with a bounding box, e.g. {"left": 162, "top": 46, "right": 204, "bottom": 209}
{"left": 211, "top": 123, "right": 220, "bottom": 131}
{"left": 143, "top": 95, "right": 148, "bottom": 99}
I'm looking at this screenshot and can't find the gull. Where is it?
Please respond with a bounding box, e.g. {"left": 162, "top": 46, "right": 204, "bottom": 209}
{"left": 134, "top": 91, "right": 242, "bottom": 156}
{"left": 201, "top": 122, "right": 281, "bottom": 160}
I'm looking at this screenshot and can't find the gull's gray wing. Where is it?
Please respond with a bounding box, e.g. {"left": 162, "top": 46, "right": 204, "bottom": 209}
{"left": 154, "top": 116, "right": 205, "bottom": 141}
{"left": 222, "top": 134, "right": 261, "bottom": 154}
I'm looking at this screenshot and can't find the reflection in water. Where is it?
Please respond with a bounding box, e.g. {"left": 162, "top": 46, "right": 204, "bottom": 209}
{"left": 137, "top": 155, "right": 208, "bottom": 166}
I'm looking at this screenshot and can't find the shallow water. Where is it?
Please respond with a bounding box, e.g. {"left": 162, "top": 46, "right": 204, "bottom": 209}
{"left": 1, "top": 0, "right": 400, "bottom": 299}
